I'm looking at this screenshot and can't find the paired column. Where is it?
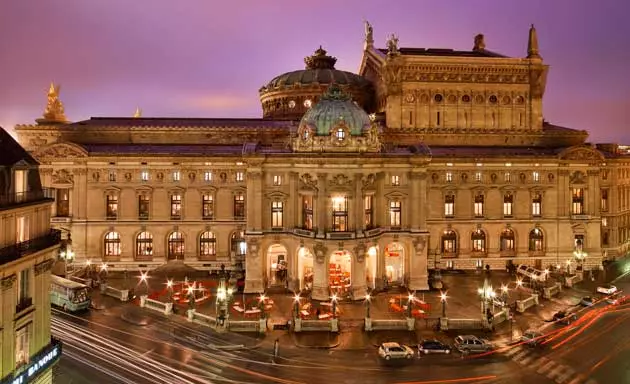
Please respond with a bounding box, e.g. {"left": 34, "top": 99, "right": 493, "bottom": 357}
{"left": 351, "top": 243, "right": 368, "bottom": 300}
{"left": 408, "top": 236, "right": 430, "bottom": 291}
{"left": 311, "top": 242, "right": 329, "bottom": 301}
{"left": 316, "top": 173, "right": 328, "bottom": 237}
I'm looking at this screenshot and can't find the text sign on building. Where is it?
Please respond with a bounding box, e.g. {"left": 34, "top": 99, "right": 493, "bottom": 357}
{"left": 3, "top": 343, "right": 61, "bottom": 384}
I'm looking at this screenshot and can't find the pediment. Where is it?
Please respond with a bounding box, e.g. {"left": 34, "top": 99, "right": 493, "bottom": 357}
{"left": 266, "top": 191, "right": 289, "bottom": 200}
{"left": 32, "top": 142, "right": 88, "bottom": 160}
{"left": 559, "top": 146, "right": 604, "bottom": 162}
{"left": 384, "top": 191, "right": 408, "bottom": 199}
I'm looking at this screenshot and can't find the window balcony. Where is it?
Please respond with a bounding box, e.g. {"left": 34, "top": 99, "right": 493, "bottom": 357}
{"left": 326, "top": 231, "right": 355, "bottom": 240}
{"left": 15, "top": 297, "right": 33, "bottom": 314}
{"left": 292, "top": 228, "right": 316, "bottom": 238}
{"left": 0, "top": 188, "right": 54, "bottom": 211}
{"left": 571, "top": 214, "right": 591, "bottom": 220}
{"left": 138, "top": 212, "right": 150, "bottom": 220}
{"left": 0, "top": 229, "right": 61, "bottom": 266}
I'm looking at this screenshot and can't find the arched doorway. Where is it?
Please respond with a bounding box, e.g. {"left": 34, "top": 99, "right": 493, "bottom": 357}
{"left": 267, "top": 244, "right": 288, "bottom": 287}
{"left": 298, "top": 247, "right": 314, "bottom": 291}
{"left": 384, "top": 242, "right": 404, "bottom": 285}
{"left": 329, "top": 250, "right": 352, "bottom": 296}
{"left": 366, "top": 246, "right": 377, "bottom": 289}
{"left": 168, "top": 232, "right": 185, "bottom": 260}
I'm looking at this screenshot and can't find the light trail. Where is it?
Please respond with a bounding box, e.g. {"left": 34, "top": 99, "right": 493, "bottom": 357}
{"left": 393, "top": 375, "right": 497, "bottom": 384}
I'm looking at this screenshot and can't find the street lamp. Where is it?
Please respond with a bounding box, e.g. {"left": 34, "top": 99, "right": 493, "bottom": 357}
{"left": 259, "top": 293, "right": 267, "bottom": 319}
{"left": 99, "top": 263, "right": 108, "bottom": 283}
{"left": 365, "top": 293, "right": 371, "bottom": 318}
{"left": 500, "top": 284, "right": 509, "bottom": 305}
{"left": 166, "top": 279, "right": 174, "bottom": 303}
{"left": 139, "top": 271, "right": 149, "bottom": 296}
{"left": 293, "top": 294, "right": 301, "bottom": 318}
{"left": 407, "top": 293, "right": 414, "bottom": 318}
{"left": 60, "top": 250, "right": 75, "bottom": 277}
{"left": 439, "top": 291, "right": 448, "bottom": 318}
{"left": 331, "top": 294, "right": 338, "bottom": 319}
{"left": 566, "top": 259, "right": 572, "bottom": 275}
{"left": 516, "top": 278, "right": 523, "bottom": 300}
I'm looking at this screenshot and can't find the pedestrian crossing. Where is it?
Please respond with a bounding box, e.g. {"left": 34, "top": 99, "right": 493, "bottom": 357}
{"left": 501, "top": 346, "right": 598, "bottom": 384}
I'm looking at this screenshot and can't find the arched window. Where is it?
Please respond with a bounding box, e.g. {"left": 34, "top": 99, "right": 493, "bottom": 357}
{"left": 136, "top": 232, "right": 153, "bottom": 258}
{"left": 104, "top": 232, "right": 121, "bottom": 258}
{"left": 471, "top": 229, "right": 486, "bottom": 252}
{"left": 231, "top": 231, "right": 246, "bottom": 257}
{"left": 168, "top": 232, "right": 185, "bottom": 260}
{"left": 200, "top": 231, "right": 216, "bottom": 259}
{"left": 529, "top": 228, "right": 544, "bottom": 252}
{"left": 441, "top": 230, "right": 457, "bottom": 254}
{"left": 500, "top": 228, "right": 515, "bottom": 251}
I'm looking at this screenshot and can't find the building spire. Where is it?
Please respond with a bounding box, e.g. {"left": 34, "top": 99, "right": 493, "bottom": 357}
{"left": 363, "top": 19, "right": 374, "bottom": 49}
{"left": 473, "top": 34, "right": 486, "bottom": 51}
{"left": 133, "top": 107, "right": 142, "bottom": 118}
{"left": 527, "top": 24, "right": 541, "bottom": 59}
{"left": 37, "top": 82, "right": 68, "bottom": 124}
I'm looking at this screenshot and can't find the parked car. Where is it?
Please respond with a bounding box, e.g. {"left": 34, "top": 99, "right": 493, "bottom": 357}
{"left": 378, "top": 342, "right": 415, "bottom": 360}
{"left": 521, "top": 330, "right": 545, "bottom": 346}
{"left": 580, "top": 296, "right": 595, "bottom": 306}
{"left": 454, "top": 335, "right": 493, "bottom": 353}
{"left": 551, "top": 311, "right": 577, "bottom": 325}
{"left": 418, "top": 339, "right": 452, "bottom": 355}
{"left": 597, "top": 284, "right": 618, "bottom": 295}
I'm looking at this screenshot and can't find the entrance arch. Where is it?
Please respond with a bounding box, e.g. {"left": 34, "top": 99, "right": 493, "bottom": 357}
{"left": 329, "top": 250, "right": 352, "bottom": 297}
{"left": 298, "top": 247, "right": 314, "bottom": 291}
{"left": 384, "top": 242, "right": 404, "bottom": 284}
{"left": 267, "top": 244, "right": 288, "bottom": 287}
{"left": 366, "top": 246, "right": 378, "bottom": 290}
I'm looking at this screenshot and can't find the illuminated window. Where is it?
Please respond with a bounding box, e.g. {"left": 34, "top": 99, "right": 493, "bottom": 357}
{"left": 364, "top": 195, "right": 373, "bottom": 229}
{"left": 106, "top": 194, "right": 118, "bottom": 219}
{"left": 332, "top": 196, "right": 349, "bottom": 231}
{"left": 200, "top": 231, "right": 216, "bottom": 258}
{"left": 471, "top": 229, "right": 486, "bottom": 252}
{"left": 173, "top": 171, "right": 181, "bottom": 181}
{"left": 234, "top": 192, "right": 245, "bottom": 219}
{"left": 108, "top": 170, "right": 116, "bottom": 182}
{"left": 138, "top": 195, "right": 150, "bottom": 219}
{"left": 202, "top": 194, "right": 214, "bottom": 219}
{"left": 104, "top": 231, "right": 121, "bottom": 258}
{"left": 602, "top": 217, "right": 608, "bottom": 227}
{"left": 601, "top": 189, "right": 608, "bottom": 211}
{"left": 532, "top": 171, "right": 540, "bottom": 182}
{"left": 302, "top": 196, "right": 313, "bottom": 230}
{"left": 532, "top": 192, "right": 542, "bottom": 217}
{"left": 56, "top": 189, "right": 70, "bottom": 217}
{"left": 204, "top": 171, "right": 213, "bottom": 182}
{"left": 474, "top": 194, "right": 484, "bottom": 217}
{"left": 389, "top": 200, "right": 402, "bottom": 228}
{"left": 231, "top": 231, "right": 246, "bottom": 256}
{"left": 391, "top": 175, "right": 400, "bottom": 186}
{"left": 475, "top": 172, "right": 482, "bottom": 182}
{"left": 444, "top": 194, "right": 455, "bottom": 217}
{"left": 136, "top": 232, "right": 153, "bottom": 258}
{"left": 171, "top": 194, "right": 182, "bottom": 219}
{"left": 503, "top": 193, "right": 513, "bottom": 217}
{"left": 335, "top": 128, "right": 345, "bottom": 141}
{"left": 167, "top": 232, "right": 184, "bottom": 260}
{"left": 15, "top": 326, "right": 29, "bottom": 368}
{"left": 141, "top": 170, "right": 149, "bottom": 181}
{"left": 504, "top": 172, "right": 511, "bottom": 183}
{"left": 572, "top": 188, "right": 584, "bottom": 214}
{"left": 272, "top": 201, "right": 284, "bottom": 228}
{"left": 441, "top": 230, "right": 457, "bottom": 253}
{"left": 236, "top": 172, "right": 244, "bottom": 182}
{"left": 500, "top": 228, "right": 515, "bottom": 251}
{"left": 273, "top": 175, "right": 283, "bottom": 186}
{"left": 446, "top": 172, "right": 453, "bottom": 182}
{"left": 529, "top": 228, "right": 544, "bottom": 252}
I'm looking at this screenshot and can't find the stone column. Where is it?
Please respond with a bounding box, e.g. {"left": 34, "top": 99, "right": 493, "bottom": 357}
{"left": 351, "top": 243, "right": 368, "bottom": 300}
{"left": 244, "top": 237, "right": 264, "bottom": 293}
{"left": 311, "top": 242, "right": 329, "bottom": 301}
{"left": 354, "top": 174, "right": 364, "bottom": 235}
{"left": 287, "top": 172, "right": 298, "bottom": 229}
{"left": 246, "top": 170, "right": 263, "bottom": 232}
{"left": 408, "top": 235, "right": 430, "bottom": 291}
{"left": 316, "top": 173, "right": 328, "bottom": 238}
{"left": 409, "top": 171, "right": 421, "bottom": 231}
{"left": 374, "top": 173, "right": 384, "bottom": 227}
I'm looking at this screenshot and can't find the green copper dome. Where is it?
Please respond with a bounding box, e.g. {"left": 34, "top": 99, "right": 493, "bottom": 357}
{"left": 299, "top": 85, "right": 372, "bottom": 136}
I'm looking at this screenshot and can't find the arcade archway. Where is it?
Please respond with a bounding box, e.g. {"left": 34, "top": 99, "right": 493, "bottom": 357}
{"left": 385, "top": 242, "right": 405, "bottom": 284}
{"left": 267, "top": 244, "right": 288, "bottom": 287}
{"left": 329, "top": 250, "right": 352, "bottom": 296}
{"left": 298, "top": 247, "right": 314, "bottom": 291}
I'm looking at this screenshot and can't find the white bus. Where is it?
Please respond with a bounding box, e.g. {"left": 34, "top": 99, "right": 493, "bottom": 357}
{"left": 50, "top": 275, "right": 91, "bottom": 312}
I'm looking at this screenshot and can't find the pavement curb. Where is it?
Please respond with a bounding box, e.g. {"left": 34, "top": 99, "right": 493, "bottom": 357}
{"left": 290, "top": 333, "right": 341, "bottom": 349}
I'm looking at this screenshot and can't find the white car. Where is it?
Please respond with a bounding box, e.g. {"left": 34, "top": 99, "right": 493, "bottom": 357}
{"left": 597, "top": 284, "right": 617, "bottom": 295}
{"left": 378, "top": 342, "right": 415, "bottom": 360}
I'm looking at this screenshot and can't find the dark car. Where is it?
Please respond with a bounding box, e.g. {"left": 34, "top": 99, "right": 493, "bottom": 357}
{"left": 552, "top": 311, "right": 577, "bottom": 325}
{"left": 418, "top": 339, "right": 452, "bottom": 355}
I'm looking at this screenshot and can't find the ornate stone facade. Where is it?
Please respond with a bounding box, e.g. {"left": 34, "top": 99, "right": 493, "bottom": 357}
{"left": 13, "top": 24, "right": 630, "bottom": 300}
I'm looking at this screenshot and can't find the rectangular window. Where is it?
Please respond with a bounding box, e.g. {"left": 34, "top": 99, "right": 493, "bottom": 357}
{"left": 106, "top": 194, "right": 118, "bottom": 219}
{"left": 533, "top": 171, "right": 540, "bottom": 182}
{"left": 302, "top": 196, "right": 313, "bottom": 230}
{"left": 602, "top": 217, "right": 608, "bottom": 227}
{"left": 332, "top": 196, "right": 348, "bottom": 232}
{"left": 138, "top": 195, "right": 150, "bottom": 219}
{"left": 474, "top": 194, "right": 484, "bottom": 217}
{"left": 170, "top": 194, "right": 182, "bottom": 219}
{"left": 272, "top": 201, "right": 283, "bottom": 228}
{"left": 444, "top": 194, "right": 455, "bottom": 217}
{"left": 446, "top": 172, "right": 453, "bottom": 183}
{"left": 234, "top": 193, "right": 245, "bottom": 219}
{"left": 173, "top": 171, "right": 181, "bottom": 181}
{"left": 202, "top": 194, "right": 214, "bottom": 219}
{"left": 141, "top": 170, "right": 149, "bottom": 181}
{"left": 204, "top": 171, "right": 213, "bottom": 182}
{"left": 391, "top": 175, "right": 400, "bottom": 186}
{"left": 16, "top": 269, "right": 32, "bottom": 313}
{"left": 273, "top": 175, "right": 282, "bottom": 186}
{"left": 475, "top": 172, "right": 482, "bottom": 182}
{"left": 503, "top": 193, "right": 513, "bottom": 217}
{"left": 236, "top": 172, "right": 244, "bottom": 182}
{"left": 389, "top": 200, "right": 402, "bottom": 228}
{"left": 504, "top": 172, "right": 511, "bottom": 183}
{"left": 108, "top": 170, "right": 116, "bottom": 182}
{"left": 15, "top": 325, "right": 30, "bottom": 368}
{"left": 532, "top": 192, "right": 542, "bottom": 217}
{"left": 437, "top": 111, "right": 441, "bottom": 126}
{"left": 14, "top": 170, "right": 27, "bottom": 194}
{"left": 364, "top": 195, "right": 373, "bottom": 229}
{"left": 56, "top": 188, "right": 70, "bottom": 217}
{"left": 16, "top": 216, "right": 29, "bottom": 243}
{"left": 572, "top": 188, "right": 584, "bottom": 215}
{"left": 601, "top": 189, "right": 608, "bottom": 211}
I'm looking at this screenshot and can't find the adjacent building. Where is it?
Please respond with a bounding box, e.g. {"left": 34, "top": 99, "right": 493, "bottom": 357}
{"left": 0, "top": 128, "right": 61, "bottom": 384}
{"left": 14, "top": 24, "right": 630, "bottom": 300}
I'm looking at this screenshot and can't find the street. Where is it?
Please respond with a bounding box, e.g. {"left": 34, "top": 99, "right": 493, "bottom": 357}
{"left": 51, "top": 270, "right": 630, "bottom": 384}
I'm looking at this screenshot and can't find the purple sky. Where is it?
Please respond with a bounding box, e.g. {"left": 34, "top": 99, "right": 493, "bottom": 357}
{"left": 1, "top": 0, "right": 629, "bottom": 143}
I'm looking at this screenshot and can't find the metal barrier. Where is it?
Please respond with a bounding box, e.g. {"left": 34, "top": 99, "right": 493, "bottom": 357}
{"left": 297, "top": 319, "right": 334, "bottom": 332}
{"left": 228, "top": 319, "right": 264, "bottom": 333}
{"left": 543, "top": 282, "right": 562, "bottom": 299}
{"left": 189, "top": 310, "right": 217, "bottom": 328}
{"left": 440, "top": 318, "right": 490, "bottom": 331}
{"left": 492, "top": 308, "right": 510, "bottom": 325}
{"left": 564, "top": 274, "right": 583, "bottom": 288}
{"left": 140, "top": 295, "right": 173, "bottom": 315}
{"left": 516, "top": 294, "right": 539, "bottom": 313}
{"left": 365, "top": 318, "right": 413, "bottom": 331}
{"left": 101, "top": 284, "right": 129, "bottom": 302}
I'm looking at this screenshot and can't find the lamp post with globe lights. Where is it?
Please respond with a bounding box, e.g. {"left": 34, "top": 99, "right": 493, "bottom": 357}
{"left": 166, "top": 279, "right": 174, "bottom": 303}
{"left": 407, "top": 293, "right": 414, "bottom": 318}
{"left": 331, "top": 294, "right": 338, "bottom": 319}
{"left": 365, "top": 293, "right": 371, "bottom": 318}
{"left": 293, "top": 294, "right": 301, "bottom": 319}
{"left": 139, "top": 271, "right": 149, "bottom": 297}
{"left": 259, "top": 293, "right": 267, "bottom": 319}
{"left": 516, "top": 278, "right": 524, "bottom": 301}
{"left": 439, "top": 291, "right": 448, "bottom": 318}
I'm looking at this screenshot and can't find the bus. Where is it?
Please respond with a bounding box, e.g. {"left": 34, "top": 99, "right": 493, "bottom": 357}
{"left": 50, "top": 275, "right": 91, "bottom": 312}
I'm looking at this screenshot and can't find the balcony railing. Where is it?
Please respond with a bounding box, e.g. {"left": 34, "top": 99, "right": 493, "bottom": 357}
{"left": 0, "top": 188, "right": 54, "bottom": 210}
{"left": 0, "top": 229, "right": 61, "bottom": 266}
{"left": 15, "top": 297, "right": 33, "bottom": 314}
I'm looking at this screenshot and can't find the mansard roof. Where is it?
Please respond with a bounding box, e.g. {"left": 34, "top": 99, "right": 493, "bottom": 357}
{"left": 376, "top": 47, "right": 508, "bottom": 58}
{"left": 69, "top": 117, "right": 297, "bottom": 129}
{"left": 0, "top": 127, "right": 38, "bottom": 166}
